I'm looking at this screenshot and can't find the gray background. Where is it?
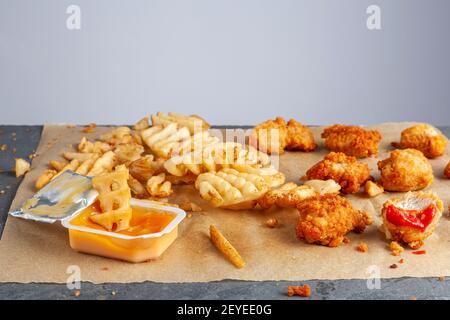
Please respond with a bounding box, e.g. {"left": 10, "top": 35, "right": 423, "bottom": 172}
{"left": 1, "top": 0, "right": 449, "bottom": 126}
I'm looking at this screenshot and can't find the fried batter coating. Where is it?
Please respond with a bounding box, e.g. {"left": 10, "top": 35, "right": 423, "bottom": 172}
{"left": 381, "top": 192, "right": 443, "bottom": 249}
{"left": 258, "top": 182, "right": 317, "bottom": 209}
{"left": 304, "top": 152, "right": 371, "bottom": 194}
{"left": 251, "top": 117, "right": 316, "bottom": 154}
{"left": 377, "top": 149, "right": 433, "bottom": 192}
{"left": 296, "top": 194, "right": 373, "bottom": 247}
{"left": 444, "top": 161, "right": 450, "bottom": 179}
{"left": 394, "top": 124, "right": 447, "bottom": 158}
{"left": 321, "top": 124, "right": 381, "bottom": 158}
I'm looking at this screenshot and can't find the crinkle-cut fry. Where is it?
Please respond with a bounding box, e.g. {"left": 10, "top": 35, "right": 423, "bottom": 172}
{"left": 164, "top": 142, "right": 272, "bottom": 177}
{"left": 195, "top": 168, "right": 269, "bottom": 209}
{"left": 258, "top": 182, "right": 317, "bottom": 209}
{"left": 78, "top": 137, "right": 111, "bottom": 154}
{"left": 151, "top": 111, "right": 210, "bottom": 134}
{"left": 87, "top": 151, "right": 116, "bottom": 176}
{"left": 133, "top": 116, "right": 150, "bottom": 131}
{"left": 15, "top": 158, "right": 31, "bottom": 178}
{"left": 303, "top": 179, "right": 341, "bottom": 195}
{"left": 49, "top": 160, "right": 67, "bottom": 172}
{"left": 210, "top": 225, "right": 245, "bottom": 269}
{"left": 63, "top": 151, "right": 95, "bottom": 162}
{"left": 75, "top": 154, "right": 100, "bottom": 176}
{"left": 91, "top": 165, "right": 132, "bottom": 231}
{"left": 129, "top": 155, "right": 166, "bottom": 182}
{"left": 146, "top": 173, "right": 173, "bottom": 198}
{"left": 113, "top": 143, "right": 144, "bottom": 165}
{"left": 141, "top": 123, "right": 191, "bottom": 158}
{"left": 232, "top": 165, "right": 285, "bottom": 188}
{"left": 364, "top": 180, "right": 384, "bottom": 197}
{"left": 35, "top": 169, "right": 57, "bottom": 190}
{"left": 128, "top": 175, "right": 149, "bottom": 198}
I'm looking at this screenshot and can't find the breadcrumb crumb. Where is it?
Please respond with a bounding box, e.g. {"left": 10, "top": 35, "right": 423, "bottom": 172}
{"left": 356, "top": 242, "right": 368, "bottom": 253}
{"left": 287, "top": 284, "right": 311, "bottom": 297}
{"left": 82, "top": 123, "right": 97, "bottom": 133}
{"left": 265, "top": 218, "right": 278, "bottom": 228}
{"left": 74, "top": 290, "right": 81, "bottom": 297}
{"left": 389, "top": 241, "right": 404, "bottom": 256}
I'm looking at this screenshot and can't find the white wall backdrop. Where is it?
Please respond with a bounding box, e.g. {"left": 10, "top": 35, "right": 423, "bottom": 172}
{"left": 1, "top": 0, "right": 449, "bottom": 125}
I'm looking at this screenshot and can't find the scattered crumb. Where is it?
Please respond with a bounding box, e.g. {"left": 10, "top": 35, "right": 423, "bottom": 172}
{"left": 265, "top": 218, "right": 278, "bottom": 228}
{"left": 287, "top": 284, "right": 311, "bottom": 298}
{"left": 0, "top": 144, "right": 7, "bottom": 151}
{"left": 389, "top": 241, "right": 404, "bottom": 256}
{"left": 187, "top": 213, "right": 193, "bottom": 218}
{"left": 74, "top": 290, "right": 81, "bottom": 297}
{"left": 399, "top": 258, "right": 405, "bottom": 264}
{"left": 0, "top": 190, "right": 5, "bottom": 195}
{"left": 82, "top": 123, "right": 97, "bottom": 133}
{"left": 412, "top": 250, "right": 427, "bottom": 255}
{"left": 364, "top": 181, "right": 384, "bottom": 197}
{"left": 356, "top": 242, "right": 368, "bottom": 253}
{"left": 101, "top": 267, "right": 109, "bottom": 271}
{"left": 438, "top": 276, "right": 445, "bottom": 282}
{"left": 28, "top": 152, "right": 37, "bottom": 160}
{"left": 389, "top": 264, "right": 398, "bottom": 269}
{"left": 111, "top": 291, "right": 116, "bottom": 296}
{"left": 343, "top": 237, "right": 350, "bottom": 244}
{"left": 409, "top": 296, "right": 417, "bottom": 300}
{"left": 14, "top": 158, "right": 31, "bottom": 177}
{"left": 12, "top": 148, "right": 16, "bottom": 153}
{"left": 178, "top": 199, "right": 203, "bottom": 212}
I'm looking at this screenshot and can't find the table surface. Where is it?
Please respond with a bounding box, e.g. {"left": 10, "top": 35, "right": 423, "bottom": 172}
{"left": 0, "top": 125, "right": 449, "bottom": 300}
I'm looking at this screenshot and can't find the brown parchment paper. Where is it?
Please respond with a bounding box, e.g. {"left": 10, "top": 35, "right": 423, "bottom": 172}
{"left": 0, "top": 122, "right": 449, "bottom": 284}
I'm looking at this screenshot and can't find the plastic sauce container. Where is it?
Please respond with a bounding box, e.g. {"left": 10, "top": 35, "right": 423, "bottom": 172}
{"left": 62, "top": 199, "right": 186, "bottom": 263}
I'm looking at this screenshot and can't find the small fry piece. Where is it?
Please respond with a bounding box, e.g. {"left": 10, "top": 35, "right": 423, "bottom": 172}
{"left": 390, "top": 241, "right": 404, "bottom": 256}
{"left": 364, "top": 181, "right": 384, "bottom": 197}
{"left": 209, "top": 225, "right": 245, "bottom": 269}
{"left": 146, "top": 173, "right": 173, "bottom": 198}
{"left": 82, "top": 123, "right": 97, "bottom": 133}
{"left": 287, "top": 285, "right": 311, "bottom": 298}
{"left": 35, "top": 169, "right": 57, "bottom": 189}
{"left": 133, "top": 116, "right": 150, "bottom": 131}
{"left": 49, "top": 160, "right": 67, "bottom": 172}
{"left": 15, "top": 158, "right": 31, "bottom": 177}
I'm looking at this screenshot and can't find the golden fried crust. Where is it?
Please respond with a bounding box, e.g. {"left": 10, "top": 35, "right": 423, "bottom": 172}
{"left": 304, "top": 152, "right": 371, "bottom": 193}
{"left": 381, "top": 192, "right": 443, "bottom": 249}
{"left": 445, "top": 161, "right": 450, "bottom": 179}
{"left": 296, "top": 194, "right": 373, "bottom": 247}
{"left": 285, "top": 119, "right": 317, "bottom": 152}
{"left": 321, "top": 124, "right": 382, "bottom": 158}
{"left": 396, "top": 124, "right": 448, "bottom": 158}
{"left": 251, "top": 117, "right": 316, "bottom": 154}
{"left": 251, "top": 117, "right": 288, "bottom": 154}
{"left": 377, "top": 149, "right": 433, "bottom": 192}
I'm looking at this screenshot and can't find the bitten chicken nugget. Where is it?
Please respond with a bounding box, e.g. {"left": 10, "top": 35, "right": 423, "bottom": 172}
{"left": 304, "top": 152, "right": 371, "bottom": 193}
{"left": 393, "top": 124, "right": 447, "bottom": 158}
{"left": 321, "top": 124, "right": 381, "bottom": 158}
{"left": 378, "top": 149, "right": 433, "bottom": 192}
{"left": 296, "top": 194, "right": 373, "bottom": 247}
{"left": 381, "top": 191, "right": 443, "bottom": 249}
{"left": 251, "top": 117, "right": 316, "bottom": 154}
{"left": 444, "top": 161, "right": 450, "bottom": 179}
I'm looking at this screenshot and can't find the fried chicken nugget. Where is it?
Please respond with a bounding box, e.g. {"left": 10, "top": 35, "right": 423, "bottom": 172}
{"left": 321, "top": 125, "right": 381, "bottom": 158}
{"left": 250, "top": 117, "right": 316, "bottom": 154}
{"left": 304, "top": 152, "right": 371, "bottom": 194}
{"left": 393, "top": 124, "right": 447, "bottom": 158}
{"left": 445, "top": 161, "right": 450, "bottom": 179}
{"left": 378, "top": 149, "right": 433, "bottom": 192}
{"left": 381, "top": 191, "right": 443, "bottom": 249}
{"left": 296, "top": 194, "right": 373, "bottom": 247}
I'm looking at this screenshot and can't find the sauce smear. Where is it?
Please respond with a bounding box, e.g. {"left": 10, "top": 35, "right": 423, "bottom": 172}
{"left": 386, "top": 204, "right": 435, "bottom": 232}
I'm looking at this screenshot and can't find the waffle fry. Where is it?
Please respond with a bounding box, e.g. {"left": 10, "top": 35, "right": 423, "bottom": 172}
{"left": 151, "top": 111, "right": 210, "bottom": 134}
{"left": 90, "top": 165, "right": 132, "bottom": 231}
{"left": 195, "top": 168, "right": 269, "bottom": 209}
{"left": 146, "top": 173, "right": 173, "bottom": 198}
{"left": 114, "top": 143, "right": 144, "bottom": 165}
{"left": 164, "top": 142, "right": 271, "bottom": 178}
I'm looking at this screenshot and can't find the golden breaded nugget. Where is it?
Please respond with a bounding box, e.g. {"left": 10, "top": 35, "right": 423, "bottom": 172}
{"left": 285, "top": 119, "right": 316, "bottom": 152}
{"left": 250, "top": 117, "right": 288, "bottom": 154}
{"left": 378, "top": 149, "right": 433, "bottom": 192}
{"left": 296, "top": 194, "right": 373, "bottom": 247}
{"left": 304, "top": 152, "right": 371, "bottom": 194}
{"left": 321, "top": 124, "right": 381, "bottom": 158}
{"left": 381, "top": 191, "right": 443, "bottom": 249}
{"left": 210, "top": 225, "right": 245, "bottom": 269}
{"left": 393, "top": 124, "right": 447, "bottom": 158}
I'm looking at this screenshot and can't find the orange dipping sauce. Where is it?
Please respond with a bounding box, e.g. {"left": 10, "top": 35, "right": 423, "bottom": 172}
{"left": 70, "top": 201, "right": 176, "bottom": 236}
